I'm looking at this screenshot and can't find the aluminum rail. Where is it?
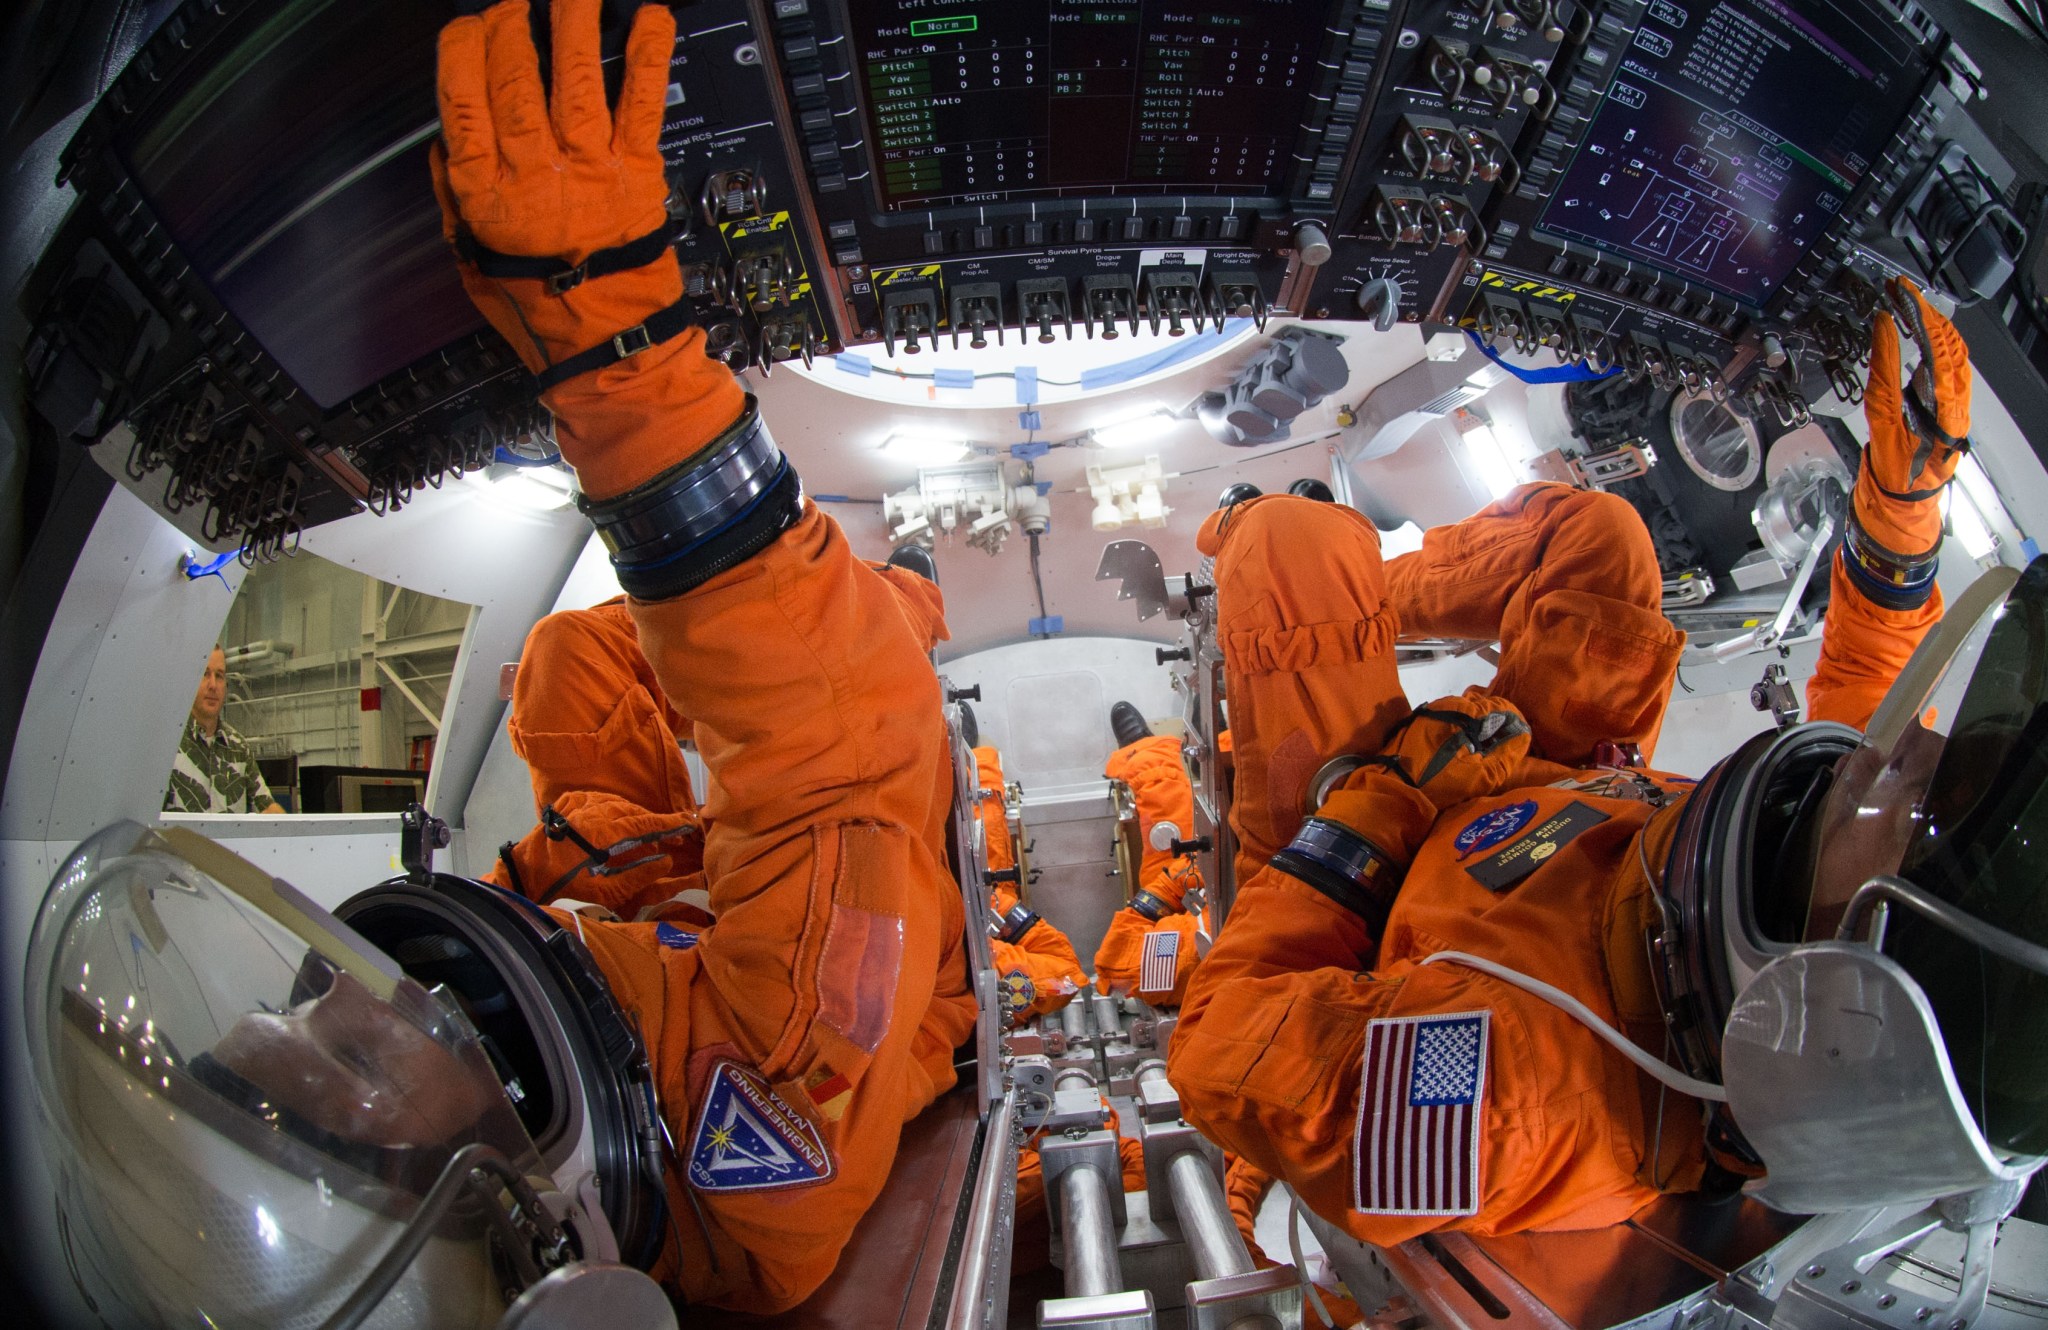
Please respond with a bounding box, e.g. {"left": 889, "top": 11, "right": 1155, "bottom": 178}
{"left": 1061, "top": 1165, "right": 1124, "bottom": 1298}
{"left": 944, "top": 1089, "right": 1016, "bottom": 1330}
{"left": 1167, "top": 1151, "right": 1256, "bottom": 1280}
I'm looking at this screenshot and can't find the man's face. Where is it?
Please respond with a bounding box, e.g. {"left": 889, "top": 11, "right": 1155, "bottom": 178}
{"left": 192, "top": 648, "right": 228, "bottom": 725}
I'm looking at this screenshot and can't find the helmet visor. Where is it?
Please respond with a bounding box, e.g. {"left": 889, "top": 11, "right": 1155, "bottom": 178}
{"left": 1891, "top": 556, "right": 2048, "bottom": 1160}
{"left": 1807, "top": 557, "right": 2048, "bottom": 1162}
{"left": 24, "top": 823, "right": 540, "bottom": 1328}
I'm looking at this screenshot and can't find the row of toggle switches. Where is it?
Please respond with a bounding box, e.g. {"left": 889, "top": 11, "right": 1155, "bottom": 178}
{"left": 876, "top": 271, "right": 1272, "bottom": 357}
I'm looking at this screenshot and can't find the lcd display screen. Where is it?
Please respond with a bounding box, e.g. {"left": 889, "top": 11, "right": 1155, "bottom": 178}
{"left": 1536, "top": 0, "right": 1934, "bottom": 306}
{"left": 116, "top": 0, "right": 482, "bottom": 410}
{"left": 842, "top": 0, "right": 1325, "bottom": 211}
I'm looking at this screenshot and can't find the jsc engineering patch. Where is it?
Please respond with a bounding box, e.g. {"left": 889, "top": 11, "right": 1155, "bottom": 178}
{"left": 1462, "top": 801, "right": 1610, "bottom": 892}
{"left": 687, "top": 1060, "right": 835, "bottom": 1193}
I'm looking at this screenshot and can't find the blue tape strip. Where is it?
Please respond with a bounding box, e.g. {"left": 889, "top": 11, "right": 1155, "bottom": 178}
{"left": 182, "top": 549, "right": 239, "bottom": 581}
{"left": 1018, "top": 408, "right": 1042, "bottom": 430}
{"left": 1028, "top": 615, "right": 1065, "bottom": 635}
{"left": 1035, "top": 481, "right": 1052, "bottom": 496}
{"left": 2024, "top": 538, "right": 2041, "bottom": 563}
{"left": 1011, "top": 442, "right": 1049, "bottom": 460}
{"left": 1078, "top": 321, "right": 1248, "bottom": 391}
{"left": 934, "top": 368, "right": 975, "bottom": 389}
{"left": 1016, "top": 369, "right": 1039, "bottom": 405}
{"left": 1465, "top": 331, "right": 1620, "bottom": 384}
{"left": 494, "top": 445, "right": 565, "bottom": 468}
{"left": 835, "top": 353, "right": 872, "bottom": 376}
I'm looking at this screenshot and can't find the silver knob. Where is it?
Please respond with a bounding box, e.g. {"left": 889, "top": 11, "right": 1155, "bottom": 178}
{"left": 1293, "top": 222, "right": 1333, "bottom": 267}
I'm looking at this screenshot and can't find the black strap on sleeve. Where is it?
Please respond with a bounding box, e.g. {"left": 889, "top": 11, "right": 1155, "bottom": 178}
{"left": 1843, "top": 510, "right": 1940, "bottom": 611}
{"left": 1127, "top": 889, "right": 1175, "bottom": 922}
{"left": 532, "top": 297, "right": 701, "bottom": 394}
{"left": 1268, "top": 816, "right": 1403, "bottom": 937}
{"left": 458, "top": 222, "right": 679, "bottom": 295}
{"left": 993, "top": 904, "right": 1042, "bottom": 944}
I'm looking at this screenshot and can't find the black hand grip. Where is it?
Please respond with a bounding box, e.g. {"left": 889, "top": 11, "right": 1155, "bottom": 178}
{"left": 949, "top": 684, "right": 982, "bottom": 702}
{"left": 1156, "top": 646, "right": 1192, "bottom": 665}
{"left": 1169, "top": 836, "right": 1212, "bottom": 856}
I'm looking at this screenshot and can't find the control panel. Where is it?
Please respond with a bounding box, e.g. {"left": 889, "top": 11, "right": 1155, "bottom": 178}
{"left": 1450, "top": 0, "right": 1967, "bottom": 422}
{"left": 18, "top": 0, "right": 2015, "bottom": 557}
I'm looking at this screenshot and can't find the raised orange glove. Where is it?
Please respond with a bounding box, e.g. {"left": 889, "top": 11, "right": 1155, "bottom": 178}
{"left": 434, "top": 0, "right": 742, "bottom": 499}
{"left": 1847, "top": 277, "right": 1971, "bottom": 603}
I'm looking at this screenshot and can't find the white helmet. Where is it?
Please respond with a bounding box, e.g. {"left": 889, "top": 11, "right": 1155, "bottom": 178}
{"left": 24, "top": 823, "right": 677, "bottom": 1329}
{"left": 1659, "top": 558, "right": 2048, "bottom": 1216}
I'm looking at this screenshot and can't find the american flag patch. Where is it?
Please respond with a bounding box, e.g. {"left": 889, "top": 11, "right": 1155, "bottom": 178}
{"left": 1353, "top": 1011, "right": 1490, "bottom": 1216}
{"left": 1139, "top": 929, "right": 1181, "bottom": 994}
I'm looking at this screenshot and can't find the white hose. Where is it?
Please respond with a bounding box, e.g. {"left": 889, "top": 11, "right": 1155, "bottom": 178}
{"left": 1286, "top": 1190, "right": 1347, "bottom": 1330}
{"left": 1418, "top": 950, "right": 1729, "bottom": 1102}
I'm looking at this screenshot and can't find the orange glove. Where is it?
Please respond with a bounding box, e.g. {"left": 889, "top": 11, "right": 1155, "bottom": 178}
{"left": 1276, "top": 692, "right": 1530, "bottom": 935}
{"left": 1847, "top": 277, "right": 1970, "bottom": 602}
{"left": 486, "top": 790, "right": 700, "bottom": 916}
{"left": 434, "top": 0, "right": 742, "bottom": 499}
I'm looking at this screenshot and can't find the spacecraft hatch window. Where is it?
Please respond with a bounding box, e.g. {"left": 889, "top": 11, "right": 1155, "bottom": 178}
{"left": 212, "top": 551, "right": 473, "bottom": 809}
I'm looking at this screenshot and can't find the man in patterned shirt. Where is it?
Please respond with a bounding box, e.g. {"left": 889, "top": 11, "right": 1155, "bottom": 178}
{"left": 162, "top": 645, "right": 283, "bottom": 814}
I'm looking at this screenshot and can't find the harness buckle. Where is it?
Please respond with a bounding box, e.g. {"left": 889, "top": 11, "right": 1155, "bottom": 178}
{"left": 612, "top": 322, "right": 655, "bottom": 358}
{"left": 546, "top": 262, "right": 590, "bottom": 295}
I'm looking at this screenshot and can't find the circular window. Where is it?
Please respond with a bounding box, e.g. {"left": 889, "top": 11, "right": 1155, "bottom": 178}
{"left": 1668, "top": 395, "right": 1763, "bottom": 492}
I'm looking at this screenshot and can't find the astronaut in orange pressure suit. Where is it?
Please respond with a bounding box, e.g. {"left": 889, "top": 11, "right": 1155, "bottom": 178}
{"left": 973, "top": 741, "right": 1090, "bottom": 1023}
{"left": 1168, "top": 280, "right": 1971, "bottom": 1246}
{"left": 1092, "top": 713, "right": 1207, "bottom": 1005}
{"left": 431, "top": 0, "right": 981, "bottom": 1310}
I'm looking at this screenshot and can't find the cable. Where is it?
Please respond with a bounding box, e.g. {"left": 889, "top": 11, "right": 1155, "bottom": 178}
{"left": 1418, "top": 950, "right": 1729, "bottom": 1101}
{"left": 1287, "top": 1191, "right": 1349, "bottom": 1329}
{"left": 1028, "top": 530, "right": 1051, "bottom": 636}
{"left": 1466, "top": 330, "right": 1621, "bottom": 384}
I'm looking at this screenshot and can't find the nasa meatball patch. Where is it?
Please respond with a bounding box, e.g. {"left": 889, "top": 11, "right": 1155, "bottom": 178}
{"left": 687, "top": 1061, "right": 835, "bottom": 1193}
{"left": 1453, "top": 801, "right": 1538, "bottom": 857}
{"left": 1463, "top": 801, "right": 1610, "bottom": 892}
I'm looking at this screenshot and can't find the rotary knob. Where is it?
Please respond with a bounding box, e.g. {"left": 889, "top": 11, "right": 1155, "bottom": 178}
{"left": 1357, "top": 277, "right": 1404, "bottom": 331}
{"left": 1292, "top": 222, "right": 1333, "bottom": 267}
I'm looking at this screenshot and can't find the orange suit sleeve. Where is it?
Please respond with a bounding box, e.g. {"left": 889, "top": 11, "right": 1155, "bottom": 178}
{"left": 974, "top": 745, "right": 1015, "bottom": 872}
{"left": 1806, "top": 553, "right": 1946, "bottom": 730}
{"left": 992, "top": 917, "right": 1087, "bottom": 1020}
{"left": 1092, "top": 909, "right": 1200, "bottom": 1004}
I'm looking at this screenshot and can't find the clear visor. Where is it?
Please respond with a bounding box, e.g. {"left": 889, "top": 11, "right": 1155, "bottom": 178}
{"left": 24, "top": 823, "right": 541, "bottom": 1328}
{"left": 1807, "top": 557, "right": 2048, "bottom": 1159}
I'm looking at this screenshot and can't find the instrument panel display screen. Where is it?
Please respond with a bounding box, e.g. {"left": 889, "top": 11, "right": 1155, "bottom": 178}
{"left": 842, "top": 0, "right": 1328, "bottom": 211}
{"left": 1536, "top": 0, "right": 1933, "bottom": 307}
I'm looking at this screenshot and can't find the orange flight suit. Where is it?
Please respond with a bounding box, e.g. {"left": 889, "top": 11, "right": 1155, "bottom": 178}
{"left": 1094, "top": 735, "right": 1206, "bottom": 1003}
{"left": 980, "top": 743, "right": 1088, "bottom": 1021}
{"left": 486, "top": 522, "right": 978, "bottom": 1313}
{"left": 1169, "top": 482, "right": 1934, "bottom": 1250}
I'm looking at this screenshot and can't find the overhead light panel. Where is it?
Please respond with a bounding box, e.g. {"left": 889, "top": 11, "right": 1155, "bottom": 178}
{"left": 882, "top": 432, "right": 973, "bottom": 466}
{"left": 1090, "top": 408, "right": 1178, "bottom": 448}
{"left": 482, "top": 461, "right": 577, "bottom": 511}
{"left": 1454, "top": 413, "right": 1521, "bottom": 501}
